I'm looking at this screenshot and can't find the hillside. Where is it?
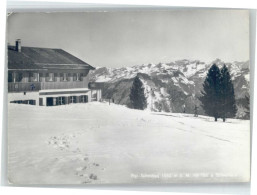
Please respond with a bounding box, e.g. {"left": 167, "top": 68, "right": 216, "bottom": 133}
{"left": 90, "top": 59, "right": 250, "bottom": 118}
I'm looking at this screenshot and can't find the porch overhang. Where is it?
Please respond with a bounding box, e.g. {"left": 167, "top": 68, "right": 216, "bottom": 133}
{"left": 39, "top": 88, "right": 91, "bottom": 96}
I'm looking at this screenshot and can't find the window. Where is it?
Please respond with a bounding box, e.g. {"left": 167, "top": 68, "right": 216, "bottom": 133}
{"left": 58, "top": 97, "right": 65, "bottom": 105}
{"left": 73, "top": 73, "right": 82, "bottom": 81}
{"left": 9, "top": 72, "right": 23, "bottom": 82}
{"left": 16, "top": 73, "right": 23, "bottom": 82}
{"left": 80, "top": 73, "right": 84, "bottom": 81}
{"left": 10, "top": 99, "right": 35, "bottom": 105}
{"left": 46, "top": 73, "right": 54, "bottom": 82}
{"left": 29, "top": 72, "right": 38, "bottom": 82}
{"left": 28, "top": 100, "right": 36, "bottom": 105}
{"left": 8, "top": 72, "right": 13, "bottom": 82}
{"left": 60, "top": 73, "right": 69, "bottom": 82}
{"left": 10, "top": 100, "right": 22, "bottom": 104}
{"left": 39, "top": 73, "right": 44, "bottom": 82}
{"left": 70, "top": 96, "right": 77, "bottom": 103}
{"left": 54, "top": 73, "right": 58, "bottom": 82}
{"left": 80, "top": 95, "right": 88, "bottom": 103}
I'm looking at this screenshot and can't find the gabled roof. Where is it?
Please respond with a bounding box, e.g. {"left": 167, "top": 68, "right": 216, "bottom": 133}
{"left": 8, "top": 46, "right": 95, "bottom": 70}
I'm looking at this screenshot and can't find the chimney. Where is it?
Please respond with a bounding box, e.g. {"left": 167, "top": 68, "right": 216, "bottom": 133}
{"left": 15, "top": 39, "right": 21, "bottom": 52}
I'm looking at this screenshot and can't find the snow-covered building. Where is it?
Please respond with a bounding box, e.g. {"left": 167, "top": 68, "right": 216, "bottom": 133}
{"left": 7, "top": 39, "right": 102, "bottom": 106}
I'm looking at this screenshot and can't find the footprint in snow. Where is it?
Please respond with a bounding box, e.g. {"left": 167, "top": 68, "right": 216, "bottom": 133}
{"left": 93, "top": 163, "right": 99, "bottom": 167}
{"left": 75, "top": 162, "right": 103, "bottom": 184}
{"left": 89, "top": 173, "right": 98, "bottom": 180}
{"left": 82, "top": 179, "right": 92, "bottom": 184}
{"left": 72, "top": 148, "right": 81, "bottom": 153}
{"left": 76, "top": 166, "right": 87, "bottom": 172}
{"left": 78, "top": 172, "right": 98, "bottom": 184}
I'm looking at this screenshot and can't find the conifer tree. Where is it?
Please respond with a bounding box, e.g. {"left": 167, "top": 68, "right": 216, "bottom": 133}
{"left": 199, "top": 64, "right": 221, "bottom": 121}
{"left": 129, "top": 76, "right": 147, "bottom": 110}
{"left": 219, "top": 65, "right": 237, "bottom": 121}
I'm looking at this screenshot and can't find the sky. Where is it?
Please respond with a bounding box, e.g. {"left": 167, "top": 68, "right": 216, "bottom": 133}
{"left": 7, "top": 9, "right": 249, "bottom": 68}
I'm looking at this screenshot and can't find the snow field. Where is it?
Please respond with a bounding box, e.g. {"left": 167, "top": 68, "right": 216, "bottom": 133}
{"left": 8, "top": 102, "right": 250, "bottom": 184}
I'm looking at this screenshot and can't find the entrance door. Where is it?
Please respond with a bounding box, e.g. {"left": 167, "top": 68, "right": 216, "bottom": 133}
{"left": 92, "top": 91, "right": 97, "bottom": 101}
{"left": 47, "top": 97, "right": 54, "bottom": 106}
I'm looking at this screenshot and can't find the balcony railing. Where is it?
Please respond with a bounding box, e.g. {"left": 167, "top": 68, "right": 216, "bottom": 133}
{"left": 41, "top": 82, "right": 86, "bottom": 90}
{"left": 8, "top": 82, "right": 41, "bottom": 92}
{"left": 8, "top": 81, "right": 88, "bottom": 92}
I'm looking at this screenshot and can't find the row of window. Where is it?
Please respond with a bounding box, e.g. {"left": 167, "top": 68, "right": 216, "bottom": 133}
{"left": 10, "top": 99, "right": 36, "bottom": 105}
{"left": 10, "top": 95, "right": 88, "bottom": 106}
{"left": 45, "top": 95, "right": 88, "bottom": 106}
{"left": 8, "top": 72, "right": 85, "bottom": 83}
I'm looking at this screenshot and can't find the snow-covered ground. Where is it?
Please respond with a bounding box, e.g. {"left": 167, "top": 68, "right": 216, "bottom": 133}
{"left": 8, "top": 102, "right": 250, "bottom": 184}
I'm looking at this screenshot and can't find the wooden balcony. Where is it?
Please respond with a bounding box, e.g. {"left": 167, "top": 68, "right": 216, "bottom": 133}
{"left": 8, "top": 81, "right": 88, "bottom": 92}
{"left": 8, "top": 82, "right": 41, "bottom": 92}
{"left": 41, "top": 81, "right": 86, "bottom": 90}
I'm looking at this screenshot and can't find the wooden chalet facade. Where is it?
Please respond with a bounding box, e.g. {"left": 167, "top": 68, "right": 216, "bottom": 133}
{"left": 8, "top": 39, "right": 102, "bottom": 106}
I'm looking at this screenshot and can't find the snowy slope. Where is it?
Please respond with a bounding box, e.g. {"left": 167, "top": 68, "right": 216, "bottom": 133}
{"left": 8, "top": 103, "right": 250, "bottom": 184}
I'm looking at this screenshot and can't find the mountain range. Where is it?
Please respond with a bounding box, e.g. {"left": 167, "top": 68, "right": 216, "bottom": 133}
{"left": 89, "top": 59, "right": 250, "bottom": 119}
